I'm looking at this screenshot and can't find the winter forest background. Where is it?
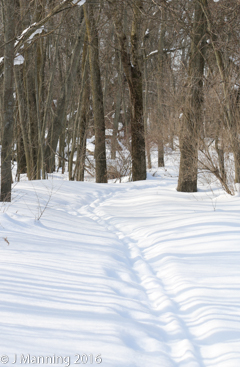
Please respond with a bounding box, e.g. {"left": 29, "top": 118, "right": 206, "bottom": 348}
{"left": 1, "top": 0, "right": 240, "bottom": 198}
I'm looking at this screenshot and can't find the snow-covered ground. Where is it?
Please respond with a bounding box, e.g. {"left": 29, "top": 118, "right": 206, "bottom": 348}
{"left": 0, "top": 153, "right": 240, "bottom": 367}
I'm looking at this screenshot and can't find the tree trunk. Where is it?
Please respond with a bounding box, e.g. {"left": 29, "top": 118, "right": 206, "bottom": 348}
{"left": 177, "top": 0, "right": 206, "bottom": 192}
{"left": 84, "top": 1, "right": 107, "bottom": 183}
{"left": 111, "top": 41, "right": 122, "bottom": 160}
{"left": 1, "top": 0, "right": 15, "bottom": 202}
{"left": 109, "top": 0, "right": 146, "bottom": 181}
{"left": 202, "top": 0, "right": 240, "bottom": 185}
{"left": 41, "top": 18, "right": 62, "bottom": 177}
{"left": 143, "top": 34, "right": 151, "bottom": 170}
{"left": 157, "top": 9, "right": 166, "bottom": 168}
{"left": 14, "top": 66, "right": 32, "bottom": 179}
{"left": 76, "top": 87, "right": 89, "bottom": 182}
{"left": 16, "top": 125, "right": 27, "bottom": 180}
{"left": 45, "top": 10, "right": 85, "bottom": 173}
{"left": 25, "top": 49, "right": 38, "bottom": 179}
{"left": 76, "top": 42, "right": 90, "bottom": 182}
{"left": 69, "top": 36, "right": 89, "bottom": 181}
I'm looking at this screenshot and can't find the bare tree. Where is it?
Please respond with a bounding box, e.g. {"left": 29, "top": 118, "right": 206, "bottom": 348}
{"left": 84, "top": 0, "right": 107, "bottom": 183}
{"left": 177, "top": 0, "right": 207, "bottom": 192}
{"left": 107, "top": 0, "right": 146, "bottom": 181}
{"left": 1, "top": 0, "right": 15, "bottom": 202}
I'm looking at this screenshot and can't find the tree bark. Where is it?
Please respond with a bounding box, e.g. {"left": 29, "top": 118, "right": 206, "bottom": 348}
{"left": 109, "top": 0, "right": 146, "bottom": 181}
{"left": 143, "top": 29, "right": 151, "bottom": 169}
{"left": 157, "top": 9, "right": 166, "bottom": 168}
{"left": 177, "top": 0, "right": 206, "bottom": 192}
{"left": 202, "top": 1, "right": 240, "bottom": 184}
{"left": 111, "top": 40, "right": 122, "bottom": 160}
{"left": 14, "top": 66, "right": 32, "bottom": 179}
{"left": 1, "top": 0, "right": 15, "bottom": 202}
{"left": 45, "top": 10, "right": 85, "bottom": 173}
{"left": 69, "top": 37, "right": 89, "bottom": 181}
{"left": 84, "top": 1, "right": 107, "bottom": 183}
{"left": 76, "top": 84, "right": 89, "bottom": 182}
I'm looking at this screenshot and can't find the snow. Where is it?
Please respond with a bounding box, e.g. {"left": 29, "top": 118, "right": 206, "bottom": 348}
{"left": 15, "top": 23, "right": 37, "bottom": 46}
{"left": 105, "top": 129, "right": 113, "bottom": 136}
{"left": 72, "top": 0, "right": 86, "bottom": 5}
{"left": 14, "top": 54, "right": 24, "bottom": 66}
{"left": 0, "top": 54, "right": 24, "bottom": 66}
{"left": 1, "top": 157, "right": 240, "bottom": 366}
{"left": 13, "top": 0, "right": 86, "bottom": 49}
{"left": 86, "top": 136, "right": 95, "bottom": 153}
{"left": 147, "top": 50, "right": 158, "bottom": 57}
{"left": 28, "top": 26, "right": 44, "bottom": 41}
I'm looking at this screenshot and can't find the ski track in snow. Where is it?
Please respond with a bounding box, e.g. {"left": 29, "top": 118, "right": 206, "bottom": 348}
{"left": 77, "top": 181, "right": 240, "bottom": 367}
{"left": 79, "top": 188, "right": 203, "bottom": 367}
{"left": 0, "top": 174, "right": 240, "bottom": 366}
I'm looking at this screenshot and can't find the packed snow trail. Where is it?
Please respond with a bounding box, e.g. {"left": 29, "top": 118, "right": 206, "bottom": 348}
{"left": 0, "top": 174, "right": 240, "bottom": 366}
{"left": 79, "top": 190, "right": 203, "bottom": 367}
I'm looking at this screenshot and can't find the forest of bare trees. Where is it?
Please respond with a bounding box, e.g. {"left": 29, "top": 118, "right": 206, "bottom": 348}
{"left": 0, "top": 0, "right": 240, "bottom": 201}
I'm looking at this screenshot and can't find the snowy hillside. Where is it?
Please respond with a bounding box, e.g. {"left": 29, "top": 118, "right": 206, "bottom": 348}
{"left": 0, "top": 157, "right": 240, "bottom": 367}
